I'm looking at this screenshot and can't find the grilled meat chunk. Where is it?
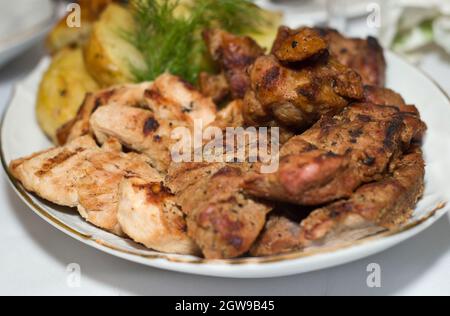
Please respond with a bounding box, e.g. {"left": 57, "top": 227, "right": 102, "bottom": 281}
{"left": 243, "top": 53, "right": 364, "bottom": 132}
{"left": 57, "top": 82, "right": 152, "bottom": 145}
{"left": 203, "top": 29, "right": 265, "bottom": 100}
{"left": 316, "top": 28, "right": 386, "bottom": 87}
{"left": 199, "top": 72, "right": 231, "bottom": 103}
{"left": 167, "top": 163, "right": 271, "bottom": 259}
{"left": 364, "top": 85, "right": 419, "bottom": 114}
{"left": 118, "top": 177, "right": 199, "bottom": 255}
{"left": 251, "top": 148, "right": 425, "bottom": 256}
{"left": 90, "top": 74, "right": 217, "bottom": 174}
{"left": 58, "top": 73, "right": 217, "bottom": 152}
{"left": 272, "top": 26, "right": 328, "bottom": 63}
{"left": 9, "top": 136, "right": 161, "bottom": 235}
{"left": 208, "top": 100, "right": 245, "bottom": 130}
{"left": 244, "top": 102, "right": 426, "bottom": 205}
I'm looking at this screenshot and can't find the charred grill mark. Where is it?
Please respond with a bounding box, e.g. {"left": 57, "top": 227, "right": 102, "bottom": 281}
{"left": 35, "top": 149, "right": 84, "bottom": 177}
{"left": 179, "top": 78, "right": 195, "bottom": 91}
{"left": 212, "top": 166, "right": 242, "bottom": 179}
{"left": 304, "top": 143, "right": 319, "bottom": 152}
{"left": 143, "top": 117, "right": 160, "bottom": 136}
{"left": 153, "top": 135, "right": 162, "bottom": 143}
{"left": 368, "top": 36, "right": 382, "bottom": 52}
{"left": 228, "top": 236, "right": 243, "bottom": 249}
{"left": 262, "top": 66, "right": 281, "bottom": 88}
{"left": 144, "top": 88, "right": 169, "bottom": 105}
{"left": 357, "top": 114, "right": 372, "bottom": 122}
{"left": 384, "top": 116, "right": 403, "bottom": 149}
{"left": 363, "top": 156, "right": 376, "bottom": 166}
{"left": 349, "top": 128, "right": 363, "bottom": 143}
{"left": 134, "top": 182, "right": 172, "bottom": 204}
{"left": 349, "top": 128, "right": 363, "bottom": 139}
{"left": 297, "top": 80, "right": 320, "bottom": 102}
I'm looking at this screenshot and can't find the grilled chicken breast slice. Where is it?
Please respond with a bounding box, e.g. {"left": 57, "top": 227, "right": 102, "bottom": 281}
{"left": 9, "top": 136, "right": 161, "bottom": 235}
{"left": 90, "top": 74, "right": 217, "bottom": 174}
{"left": 118, "top": 177, "right": 199, "bottom": 255}
{"left": 57, "top": 82, "right": 153, "bottom": 145}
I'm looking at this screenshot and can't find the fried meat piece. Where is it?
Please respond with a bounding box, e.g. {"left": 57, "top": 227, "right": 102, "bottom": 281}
{"left": 118, "top": 177, "right": 199, "bottom": 255}
{"left": 243, "top": 53, "right": 364, "bottom": 132}
{"left": 90, "top": 74, "right": 217, "bottom": 174}
{"left": 58, "top": 73, "right": 217, "bottom": 151}
{"left": 167, "top": 163, "right": 271, "bottom": 259}
{"left": 316, "top": 28, "right": 386, "bottom": 87}
{"left": 203, "top": 29, "right": 265, "bottom": 99}
{"left": 9, "top": 136, "right": 161, "bottom": 235}
{"left": 244, "top": 102, "right": 426, "bottom": 205}
{"left": 251, "top": 148, "right": 425, "bottom": 256}
{"left": 199, "top": 72, "right": 231, "bottom": 103}
{"left": 272, "top": 26, "right": 328, "bottom": 63}
{"left": 57, "top": 82, "right": 152, "bottom": 145}
{"left": 208, "top": 100, "right": 245, "bottom": 130}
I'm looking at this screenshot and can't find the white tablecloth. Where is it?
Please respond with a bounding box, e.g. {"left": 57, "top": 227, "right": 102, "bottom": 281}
{"left": 1, "top": 38, "right": 450, "bottom": 296}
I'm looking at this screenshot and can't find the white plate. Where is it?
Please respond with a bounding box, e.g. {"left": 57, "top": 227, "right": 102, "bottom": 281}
{"left": 2, "top": 52, "right": 450, "bottom": 278}
{"left": 0, "top": 0, "right": 57, "bottom": 68}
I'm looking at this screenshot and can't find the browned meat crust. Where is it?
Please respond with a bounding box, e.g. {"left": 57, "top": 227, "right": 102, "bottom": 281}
{"left": 208, "top": 100, "right": 245, "bottom": 130}
{"left": 199, "top": 72, "right": 231, "bottom": 103}
{"left": 244, "top": 102, "right": 426, "bottom": 205}
{"left": 244, "top": 54, "right": 364, "bottom": 130}
{"left": 56, "top": 83, "right": 152, "bottom": 145}
{"left": 315, "top": 28, "right": 386, "bottom": 87}
{"left": 251, "top": 148, "right": 425, "bottom": 256}
{"left": 271, "top": 27, "right": 328, "bottom": 63}
{"left": 203, "top": 29, "right": 265, "bottom": 100}
{"left": 167, "top": 163, "right": 271, "bottom": 259}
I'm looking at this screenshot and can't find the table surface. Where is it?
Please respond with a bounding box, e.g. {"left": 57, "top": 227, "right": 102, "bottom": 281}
{"left": 1, "top": 29, "right": 450, "bottom": 296}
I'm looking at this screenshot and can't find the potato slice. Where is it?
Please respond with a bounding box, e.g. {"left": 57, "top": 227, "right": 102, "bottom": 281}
{"left": 36, "top": 48, "right": 99, "bottom": 143}
{"left": 83, "top": 3, "right": 146, "bottom": 87}
{"left": 245, "top": 9, "right": 284, "bottom": 51}
{"left": 46, "top": 0, "right": 115, "bottom": 53}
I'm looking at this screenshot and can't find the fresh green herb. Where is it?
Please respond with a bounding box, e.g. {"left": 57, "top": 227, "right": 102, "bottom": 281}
{"left": 128, "top": 0, "right": 266, "bottom": 84}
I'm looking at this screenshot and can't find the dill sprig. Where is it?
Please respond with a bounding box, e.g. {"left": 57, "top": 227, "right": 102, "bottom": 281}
{"left": 128, "top": 0, "right": 266, "bottom": 84}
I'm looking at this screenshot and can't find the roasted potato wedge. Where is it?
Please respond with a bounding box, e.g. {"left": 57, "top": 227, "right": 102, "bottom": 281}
{"left": 83, "top": 3, "right": 146, "bottom": 87}
{"left": 245, "top": 9, "right": 284, "bottom": 51}
{"left": 46, "top": 0, "right": 115, "bottom": 53}
{"left": 37, "top": 48, "right": 99, "bottom": 143}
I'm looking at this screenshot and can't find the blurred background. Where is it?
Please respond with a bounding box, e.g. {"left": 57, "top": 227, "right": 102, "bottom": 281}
{"left": 0, "top": 0, "right": 449, "bottom": 69}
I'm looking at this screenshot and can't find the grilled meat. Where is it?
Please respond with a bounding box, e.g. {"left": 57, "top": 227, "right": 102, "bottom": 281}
{"left": 199, "top": 72, "right": 231, "bottom": 103}
{"left": 167, "top": 163, "right": 271, "bottom": 259}
{"left": 271, "top": 26, "right": 328, "bottom": 63}
{"left": 243, "top": 47, "right": 364, "bottom": 132}
{"left": 251, "top": 148, "right": 425, "bottom": 256}
{"left": 208, "top": 100, "right": 245, "bottom": 130}
{"left": 9, "top": 136, "right": 161, "bottom": 235}
{"left": 316, "top": 28, "right": 386, "bottom": 87}
{"left": 90, "top": 74, "right": 217, "bottom": 174}
{"left": 58, "top": 74, "right": 217, "bottom": 154}
{"left": 244, "top": 102, "right": 426, "bottom": 205}
{"left": 203, "top": 29, "right": 265, "bottom": 100}
{"left": 57, "top": 82, "right": 152, "bottom": 145}
{"left": 118, "top": 177, "right": 199, "bottom": 255}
